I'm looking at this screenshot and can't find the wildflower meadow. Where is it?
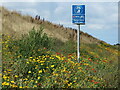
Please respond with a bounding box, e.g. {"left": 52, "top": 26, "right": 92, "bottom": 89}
{"left": 1, "top": 26, "right": 119, "bottom": 88}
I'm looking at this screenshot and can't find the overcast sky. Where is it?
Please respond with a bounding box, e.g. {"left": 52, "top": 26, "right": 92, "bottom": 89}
{"left": 1, "top": 1, "right": 118, "bottom": 45}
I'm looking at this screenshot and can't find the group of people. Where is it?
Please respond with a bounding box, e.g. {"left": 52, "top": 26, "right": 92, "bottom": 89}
{"left": 35, "top": 15, "right": 40, "bottom": 20}
{"left": 35, "top": 15, "right": 45, "bottom": 21}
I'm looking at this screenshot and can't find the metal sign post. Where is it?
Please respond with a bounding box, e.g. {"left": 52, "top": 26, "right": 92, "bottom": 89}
{"left": 77, "top": 24, "right": 80, "bottom": 63}
{"left": 72, "top": 5, "right": 85, "bottom": 63}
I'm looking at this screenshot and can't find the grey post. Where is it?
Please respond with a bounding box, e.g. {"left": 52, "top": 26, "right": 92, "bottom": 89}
{"left": 77, "top": 24, "right": 80, "bottom": 63}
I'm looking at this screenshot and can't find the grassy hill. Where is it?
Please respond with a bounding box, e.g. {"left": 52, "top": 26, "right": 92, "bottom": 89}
{"left": 1, "top": 6, "right": 105, "bottom": 44}
{"left": 1, "top": 7, "right": 119, "bottom": 88}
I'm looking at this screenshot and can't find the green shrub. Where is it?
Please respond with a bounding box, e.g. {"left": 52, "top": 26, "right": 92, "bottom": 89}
{"left": 9, "top": 26, "right": 53, "bottom": 58}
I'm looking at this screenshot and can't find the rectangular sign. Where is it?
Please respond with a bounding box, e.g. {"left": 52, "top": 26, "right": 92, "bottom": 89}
{"left": 72, "top": 5, "right": 85, "bottom": 24}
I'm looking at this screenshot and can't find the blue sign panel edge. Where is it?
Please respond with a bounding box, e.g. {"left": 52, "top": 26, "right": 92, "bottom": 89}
{"left": 72, "top": 5, "right": 85, "bottom": 25}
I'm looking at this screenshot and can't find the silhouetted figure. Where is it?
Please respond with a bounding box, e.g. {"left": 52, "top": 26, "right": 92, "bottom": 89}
{"left": 35, "top": 15, "right": 38, "bottom": 20}
{"left": 38, "top": 16, "right": 40, "bottom": 20}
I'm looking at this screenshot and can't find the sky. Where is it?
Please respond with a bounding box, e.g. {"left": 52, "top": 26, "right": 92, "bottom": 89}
{"left": 1, "top": 1, "right": 118, "bottom": 45}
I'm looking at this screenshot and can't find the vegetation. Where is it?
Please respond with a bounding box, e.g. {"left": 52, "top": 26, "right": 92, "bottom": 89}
{"left": 1, "top": 26, "right": 119, "bottom": 88}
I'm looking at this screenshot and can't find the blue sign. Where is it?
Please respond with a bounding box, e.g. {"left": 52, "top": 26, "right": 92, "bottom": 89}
{"left": 72, "top": 5, "right": 85, "bottom": 24}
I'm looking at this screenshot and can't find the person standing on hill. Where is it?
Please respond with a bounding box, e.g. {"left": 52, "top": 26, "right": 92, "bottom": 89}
{"left": 35, "top": 15, "right": 38, "bottom": 20}
{"left": 38, "top": 16, "right": 40, "bottom": 20}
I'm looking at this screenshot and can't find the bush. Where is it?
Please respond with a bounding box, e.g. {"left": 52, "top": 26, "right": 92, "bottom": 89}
{"left": 9, "top": 26, "right": 53, "bottom": 58}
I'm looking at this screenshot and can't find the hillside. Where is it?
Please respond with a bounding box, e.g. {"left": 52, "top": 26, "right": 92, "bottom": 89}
{"left": 1, "top": 6, "right": 119, "bottom": 88}
{"left": 1, "top": 6, "right": 105, "bottom": 44}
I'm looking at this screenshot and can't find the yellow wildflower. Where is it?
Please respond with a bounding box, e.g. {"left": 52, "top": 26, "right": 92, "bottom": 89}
{"left": 37, "top": 60, "right": 40, "bottom": 62}
{"left": 40, "top": 61, "right": 45, "bottom": 63}
{"left": 2, "top": 82, "right": 9, "bottom": 85}
{"left": 68, "top": 82, "right": 72, "bottom": 86}
{"left": 41, "top": 63, "right": 44, "bottom": 65}
{"left": 33, "top": 59, "right": 36, "bottom": 61}
{"left": 73, "top": 80, "right": 76, "bottom": 82}
{"left": 29, "top": 57, "right": 33, "bottom": 59}
{"left": 11, "top": 81, "right": 15, "bottom": 83}
{"left": 33, "top": 85, "right": 37, "bottom": 87}
{"left": 3, "top": 75, "right": 7, "bottom": 79}
{"left": 15, "top": 75, "right": 18, "bottom": 78}
{"left": 7, "top": 69, "right": 12, "bottom": 71}
{"left": 38, "top": 77, "right": 41, "bottom": 79}
{"left": 78, "top": 67, "right": 82, "bottom": 69}
{"left": 35, "top": 66, "right": 38, "bottom": 69}
{"left": 19, "top": 86, "right": 22, "bottom": 88}
{"left": 64, "top": 80, "right": 69, "bottom": 83}
{"left": 83, "top": 63, "right": 89, "bottom": 66}
{"left": 25, "top": 78, "right": 28, "bottom": 80}
{"left": 51, "top": 65, "right": 54, "bottom": 67}
{"left": 55, "top": 73, "right": 58, "bottom": 76}
{"left": 26, "top": 62, "right": 29, "bottom": 64}
{"left": 35, "top": 81, "right": 38, "bottom": 83}
{"left": 46, "top": 67, "right": 49, "bottom": 68}
{"left": 4, "top": 71, "right": 7, "bottom": 73}
{"left": 75, "top": 77, "right": 77, "bottom": 79}
{"left": 28, "top": 71, "right": 31, "bottom": 73}
{"left": 38, "top": 70, "right": 42, "bottom": 73}
{"left": 5, "top": 82, "right": 9, "bottom": 85}
{"left": 24, "top": 81, "right": 27, "bottom": 84}
{"left": 12, "top": 84, "right": 18, "bottom": 87}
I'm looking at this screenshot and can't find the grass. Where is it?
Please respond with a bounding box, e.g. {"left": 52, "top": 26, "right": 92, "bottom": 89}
{"left": 1, "top": 26, "right": 119, "bottom": 88}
